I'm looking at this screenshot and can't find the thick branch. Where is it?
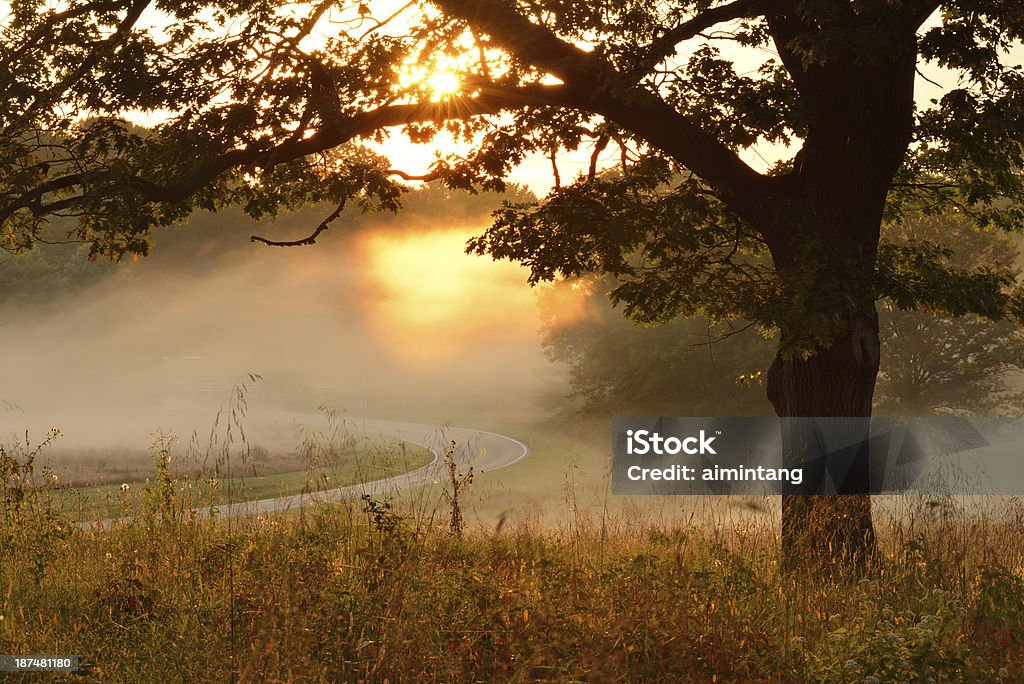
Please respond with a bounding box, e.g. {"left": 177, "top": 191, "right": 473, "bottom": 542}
{"left": 765, "top": 1, "right": 817, "bottom": 95}
{"left": 1, "top": 83, "right": 576, "bottom": 221}
{"left": 433, "top": 0, "right": 769, "bottom": 217}
{"left": 901, "top": 0, "right": 942, "bottom": 31}
{"left": 432, "top": 0, "right": 611, "bottom": 86}
{"left": 628, "top": 0, "right": 767, "bottom": 81}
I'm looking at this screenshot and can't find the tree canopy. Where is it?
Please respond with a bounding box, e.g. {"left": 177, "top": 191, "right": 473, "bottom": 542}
{"left": 3, "top": 1, "right": 1023, "bottom": 347}
{"left": 541, "top": 216, "right": 1024, "bottom": 420}
{"left": 7, "top": 0, "right": 1024, "bottom": 564}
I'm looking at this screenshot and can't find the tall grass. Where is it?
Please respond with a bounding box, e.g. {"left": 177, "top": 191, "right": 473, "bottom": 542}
{"left": 2, "top": 428, "right": 1023, "bottom": 681}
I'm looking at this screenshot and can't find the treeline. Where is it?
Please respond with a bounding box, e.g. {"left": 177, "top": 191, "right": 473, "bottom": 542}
{"left": 539, "top": 212, "right": 1024, "bottom": 417}
{"left": 6, "top": 191, "right": 1023, "bottom": 418}
{"left": 0, "top": 184, "right": 535, "bottom": 308}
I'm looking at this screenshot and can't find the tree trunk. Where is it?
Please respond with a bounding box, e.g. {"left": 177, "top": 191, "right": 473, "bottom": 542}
{"left": 762, "top": 180, "right": 887, "bottom": 570}
{"left": 753, "top": 26, "right": 918, "bottom": 567}
{"left": 767, "top": 315, "right": 880, "bottom": 570}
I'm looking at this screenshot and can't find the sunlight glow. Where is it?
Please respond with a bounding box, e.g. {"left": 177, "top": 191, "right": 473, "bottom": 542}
{"left": 398, "top": 56, "right": 468, "bottom": 103}
{"left": 356, "top": 226, "right": 534, "bottom": 362}
{"left": 427, "top": 71, "right": 461, "bottom": 99}
{"left": 355, "top": 225, "right": 587, "bottom": 364}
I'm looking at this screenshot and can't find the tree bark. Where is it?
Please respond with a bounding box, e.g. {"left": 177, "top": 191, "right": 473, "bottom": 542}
{"left": 763, "top": 169, "right": 887, "bottom": 571}
{"left": 754, "top": 14, "right": 919, "bottom": 570}
{"left": 762, "top": 175, "right": 888, "bottom": 571}
{"left": 767, "top": 317, "right": 880, "bottom": 570}
{"left": 761, "top": 137, "right": 894, "bottom": 569}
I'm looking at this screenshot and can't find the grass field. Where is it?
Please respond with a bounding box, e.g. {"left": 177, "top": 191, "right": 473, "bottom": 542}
{"left": 3, "top": 422, "right": 1024, "bottom": 681}
{"left": 48, "top": 437, "right": 434, "bottom": 522}
{"left": 18, "top": 410, "right": 435, "bottom": 522}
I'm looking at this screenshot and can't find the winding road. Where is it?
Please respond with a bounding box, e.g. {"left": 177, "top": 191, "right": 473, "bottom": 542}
{"left": 89, "top": 414, "right": 530, "bottom": 527}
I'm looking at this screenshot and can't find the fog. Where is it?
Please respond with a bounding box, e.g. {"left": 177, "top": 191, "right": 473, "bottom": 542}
{"left": 0, "top": 194, "right": 574, "bottom": 458}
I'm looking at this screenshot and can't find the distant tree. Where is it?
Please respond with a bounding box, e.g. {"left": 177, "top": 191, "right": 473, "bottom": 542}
{"left": 875, "top": 214, "right": 1024, "bottom": 415}
{"left": 876, "top": 302, "right": 1024, "bottom": 415}
{"left": 0, "top": 225, "right": 112, "bottom": 308}
{"left": 539, "top": 277, "right": 775, "bottom": 417}
{"left": 542, "top": 217, "right": 1024, "bottom": 419}
{"left": 6, "top": 0, "right": 1024, "bottom": 567}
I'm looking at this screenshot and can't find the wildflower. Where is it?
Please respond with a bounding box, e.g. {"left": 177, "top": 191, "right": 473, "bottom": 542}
{"left": 121, "top": 483, "right": 130, "bottom": 492}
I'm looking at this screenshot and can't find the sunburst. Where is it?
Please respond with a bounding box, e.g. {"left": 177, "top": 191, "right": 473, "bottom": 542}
{"left": 426, "top": 70, "right": 461, "bottom": 100}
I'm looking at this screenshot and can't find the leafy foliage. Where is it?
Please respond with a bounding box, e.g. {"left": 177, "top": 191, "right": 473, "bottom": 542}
{"left": 4, "top": 0, "right": 1024, "bottom": 405}
{"left": 470, "top": 159, "right": 776, "bottom": 328}
{"left": 541, "top": 213, "right": 1024, "bottom": 417}
{"left": 875, "top": 213, "right": 1024, "bottom": 415}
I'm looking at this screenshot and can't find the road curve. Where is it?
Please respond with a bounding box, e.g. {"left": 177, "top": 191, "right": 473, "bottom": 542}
{"left": 88, "top": 414, "right": 529, "bottom": 527}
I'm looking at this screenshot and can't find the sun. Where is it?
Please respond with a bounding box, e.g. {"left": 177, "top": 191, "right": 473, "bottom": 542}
{"left": 426, "top": 70, "right": 461, "bottom": 99}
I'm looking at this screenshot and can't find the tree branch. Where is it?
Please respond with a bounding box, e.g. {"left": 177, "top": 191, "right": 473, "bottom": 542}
{"left": 432, "top": 0, "right": 612, "bottom": 87}
{"left": 1, "top": 83, "right": 577, "bottom": 222}
{"left": 433, "top": 0, "right": 770, "bottom": 217}
{"left": 901, "top": 0, "right": 942, "bottom": 32}
{"left": 549, "top": 150, "right": 561, "bottom": 189}
{"left": 588, "top": 135, "right": 610, "bottom": 181}
{"left": 691, "top": 321, "right": 757, "bottom": 347}
{"left": 1, "top": 0, "right": 128, "bottom": 66}
{"left": 765, "top": 1, "right": 817, "bottom": 95}
{"left": 5, "top": 0, "right": 153, "bottom": 133}
{"left": 250, "top": 200, "right": 347, "bottom": 247}
{"left": 628, "top": 0, "right": 767, "bottom": 81}
{"left": 386, "top": 168, "right": 442, "bottom": 182}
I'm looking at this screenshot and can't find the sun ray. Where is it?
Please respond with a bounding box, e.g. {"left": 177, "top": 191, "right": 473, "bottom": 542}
{"left": 427, "top": 71, "right": 461, "bottom": 100}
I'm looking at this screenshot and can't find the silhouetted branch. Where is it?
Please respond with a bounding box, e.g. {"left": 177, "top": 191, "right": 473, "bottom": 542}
{"left": 250, "top": 200, "right": 346, "bottom": 247}
{"left": 588, "top": 135, "right": 610, "bottom": 181}
{"left": 691, "top": 321, "right": 757, "bottom": 347}
{"left": 386, "top": 168, "right": 442, "bottom": 182}
{"left": 629, "top": 0, "right": 766, "bottom": 81}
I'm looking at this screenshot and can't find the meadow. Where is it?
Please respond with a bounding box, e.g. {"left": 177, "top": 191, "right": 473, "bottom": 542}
{"left": 43, "top": 434, "right": 433, "bottom": 523}
{"left": 2, "top": 421, "right": 1024, "bottom": 683}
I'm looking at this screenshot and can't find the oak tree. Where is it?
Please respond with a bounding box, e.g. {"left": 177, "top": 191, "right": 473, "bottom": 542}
{"left": 4, "top": 0, "right": 1024, "bottom": 566}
